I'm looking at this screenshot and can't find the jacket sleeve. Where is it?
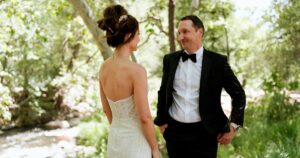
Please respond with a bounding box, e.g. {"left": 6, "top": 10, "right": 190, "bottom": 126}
{"left": 222, "top": 57, "right": 246, "bottom": 127}
{"left": 154, "top": 55, "right": 169, "bottom": 126}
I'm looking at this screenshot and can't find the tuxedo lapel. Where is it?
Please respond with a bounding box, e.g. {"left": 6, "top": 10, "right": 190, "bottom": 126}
{"left": 200, "top": 49, "right": 211, "bottom": 95}
{"left": 169, "top": 51, "right": 182, "bottom": 84}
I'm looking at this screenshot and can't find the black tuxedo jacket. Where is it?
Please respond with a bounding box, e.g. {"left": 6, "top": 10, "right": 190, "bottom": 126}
{"left": 154, "top": 49, "right": 246, "bottom": 134}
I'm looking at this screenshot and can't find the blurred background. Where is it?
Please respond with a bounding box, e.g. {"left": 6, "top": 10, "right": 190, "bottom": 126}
{"left": 0, "top": 0, "right": 299, "bottom": 157}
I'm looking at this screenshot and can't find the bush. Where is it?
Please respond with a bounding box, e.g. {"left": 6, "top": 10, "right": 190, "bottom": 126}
{"left": 76, "top": 108, "right": 109, "bottom": 158}
{"left": 218, "top": 92, "right": 300, "bottom": 158}
{"left": 0, "top": 83, "right": 12, "bottom": 127}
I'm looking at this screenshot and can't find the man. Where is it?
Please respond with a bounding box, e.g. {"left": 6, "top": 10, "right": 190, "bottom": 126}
{"left": 154, "top": 15, "right": 246, "bottom": 158}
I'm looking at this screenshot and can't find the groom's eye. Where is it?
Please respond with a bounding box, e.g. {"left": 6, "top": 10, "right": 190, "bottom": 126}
{"left": 182, "top": 29, "right": 189, "bottom": 34}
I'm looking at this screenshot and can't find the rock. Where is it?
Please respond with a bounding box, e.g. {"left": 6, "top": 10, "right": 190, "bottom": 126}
{"left": 56, "top": 135, "right": 73, "bottom": 141}
{"left": 44, "top": 120, "right": 70, "bottom": 130}
{"left": 68, "top": 117, "right": 81, "bottom": 127}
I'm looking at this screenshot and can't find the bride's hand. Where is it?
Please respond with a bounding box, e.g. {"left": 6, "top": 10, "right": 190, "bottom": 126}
{"left": 152, "top": 149, "right": 160, "bottom": 158}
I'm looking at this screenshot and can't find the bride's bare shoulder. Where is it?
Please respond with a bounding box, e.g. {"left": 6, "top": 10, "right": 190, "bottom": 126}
{"left": 128, "top": 62, "right": 147, "bottom": 77}
{"left": 99, "top": 57, "right": 113, "bottom": 75}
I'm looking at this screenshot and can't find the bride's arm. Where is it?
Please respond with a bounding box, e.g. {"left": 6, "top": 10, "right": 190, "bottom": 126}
{"left": 99, "top": 70, "right": 112, "bottom": 124}
{"left": 132, "top": 65, "right": 159, "bottom": 157}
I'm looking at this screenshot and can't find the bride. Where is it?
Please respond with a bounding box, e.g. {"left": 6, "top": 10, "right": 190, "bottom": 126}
{"left": 97, "top": 4, "right": 159, "bottom": 158}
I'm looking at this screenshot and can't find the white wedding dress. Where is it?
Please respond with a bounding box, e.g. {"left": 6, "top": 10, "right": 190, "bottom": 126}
{"left": 106, "top": 96, "right": 151, "bottom": 158}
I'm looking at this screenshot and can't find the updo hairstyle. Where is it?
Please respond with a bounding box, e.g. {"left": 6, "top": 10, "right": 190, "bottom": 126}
{"left": 97, "top": 5, "right": 139, "bottom": 48}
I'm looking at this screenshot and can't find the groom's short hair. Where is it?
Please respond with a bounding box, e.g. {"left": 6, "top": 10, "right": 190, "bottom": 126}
{"left": 180, "top": 15, "right": 205, "bottom": 32}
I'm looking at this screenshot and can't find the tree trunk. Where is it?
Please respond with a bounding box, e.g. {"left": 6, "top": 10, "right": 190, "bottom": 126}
{"left": 68, "top": 0, "right": 112, "bottom": 60}
{"left": 168, "top": 0, "right": 176, "bottom": 53}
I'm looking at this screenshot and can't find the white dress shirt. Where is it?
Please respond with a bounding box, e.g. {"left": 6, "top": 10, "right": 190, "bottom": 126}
{"left": 169, "top": 47, "right": 204, "bottom": 123}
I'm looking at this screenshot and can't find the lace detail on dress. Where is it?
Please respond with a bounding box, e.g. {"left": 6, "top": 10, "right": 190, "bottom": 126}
{"left": 107, "top": 96, "right": 138, "bottom": 122}
{"left": 106, "top": 96, "right": 151, "bottom": 158}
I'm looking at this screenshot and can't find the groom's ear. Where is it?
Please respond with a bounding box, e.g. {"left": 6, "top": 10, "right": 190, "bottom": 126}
{"left": 196, "top": 28, "right": 204, "bottom": 38}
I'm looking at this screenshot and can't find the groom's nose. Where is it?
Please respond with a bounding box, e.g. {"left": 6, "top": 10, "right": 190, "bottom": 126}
{"left": 177, "top": 33, "right": 184, "bottom": 42}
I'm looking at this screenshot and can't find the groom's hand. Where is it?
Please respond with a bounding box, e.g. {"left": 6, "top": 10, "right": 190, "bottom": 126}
{"left": 217, "top": 126, "right": 235, "bottom": 145}
{"left": 159, "top": 124, "right": 168, "bottom": 134}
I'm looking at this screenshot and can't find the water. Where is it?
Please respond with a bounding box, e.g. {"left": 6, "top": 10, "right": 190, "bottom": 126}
{"left": 0, "top": 127, "right": 94, "bottom": 158}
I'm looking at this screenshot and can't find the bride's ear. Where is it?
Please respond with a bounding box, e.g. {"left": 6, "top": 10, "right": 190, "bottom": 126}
{"left": 124, "top": 33, "right": 132, "bottom": 41}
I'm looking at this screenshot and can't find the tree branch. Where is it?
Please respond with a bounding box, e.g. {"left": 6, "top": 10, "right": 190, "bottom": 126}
{"left": 140, "top": 16, "right": 168, "bottom": 36}
{"left": 138, "top": 33, "right": 153, "bottom": 48}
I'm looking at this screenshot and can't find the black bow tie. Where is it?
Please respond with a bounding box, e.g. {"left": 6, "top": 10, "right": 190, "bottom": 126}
{"left": 181, "top": 52, "right": 197, "bottom": 62}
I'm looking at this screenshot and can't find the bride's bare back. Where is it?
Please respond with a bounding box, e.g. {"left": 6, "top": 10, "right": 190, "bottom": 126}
{"left": 99, "top": 53, "right": 150, "bottom": 126}
{"left": 100, "top": 57, "right": 136, "bottom": 101}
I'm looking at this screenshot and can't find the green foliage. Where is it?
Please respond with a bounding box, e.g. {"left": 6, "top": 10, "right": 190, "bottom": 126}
{"left": 156, "top": 127, "right": 168, "bottom": 158}
{"left": 264, "top": 91, "right": 299, "bottom": 123}
{"left": 0, "top": 0, "right": 103, "bottom": 128}
{"left": 77, "top": 121, "right": 109, "bottom": 158}
{"left": 0, "top": 83, "right": 12, "bottom": 125}
{"left": 75, "top": 108, "right": 109, "bottom": 158}
{"left": 255, "top": 0, "right": 300, "bottom": 91}
{"left": 218, "top": 88, "right": 300, "bottom": 158}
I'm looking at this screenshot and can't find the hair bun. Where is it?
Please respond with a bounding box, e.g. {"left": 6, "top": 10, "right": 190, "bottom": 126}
{"left": 97, "top": 18, "right": 114, "bottom": 33}
{"left": 103, "top": 5, "right": 128, "bottom": 19}
{"left": 97, "top": 5, "right": 128, "bottom": 34}
{"left": 97, "top": 5, "right": 139, "bottom": 48}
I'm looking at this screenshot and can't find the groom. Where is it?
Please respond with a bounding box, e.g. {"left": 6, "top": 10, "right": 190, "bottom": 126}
{"left": 154, "top": 15, "right": 246, "bottom": 158}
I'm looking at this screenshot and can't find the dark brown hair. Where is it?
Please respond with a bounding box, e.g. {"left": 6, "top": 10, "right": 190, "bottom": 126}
{"left": 180, "top": 15, "right": 205, "bottom": 32}
{"left": 97, "top": 5, "right": 139, "bottom": 48}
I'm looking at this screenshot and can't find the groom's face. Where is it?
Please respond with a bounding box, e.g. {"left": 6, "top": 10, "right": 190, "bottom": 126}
{"left": 177, "top": 20, "right": 203, "bottom": 53}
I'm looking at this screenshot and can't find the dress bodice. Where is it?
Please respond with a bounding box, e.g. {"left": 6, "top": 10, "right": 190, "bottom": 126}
{"left": 107, "top": 96, "right": 139, "bottom": 122}
{"left": 106, "top": 95, "right": 151, "bottom": 158}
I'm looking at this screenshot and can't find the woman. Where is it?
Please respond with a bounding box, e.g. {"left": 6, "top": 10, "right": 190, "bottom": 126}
{"left": 98, "top": 5, "right": 159, "bottom": 158}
